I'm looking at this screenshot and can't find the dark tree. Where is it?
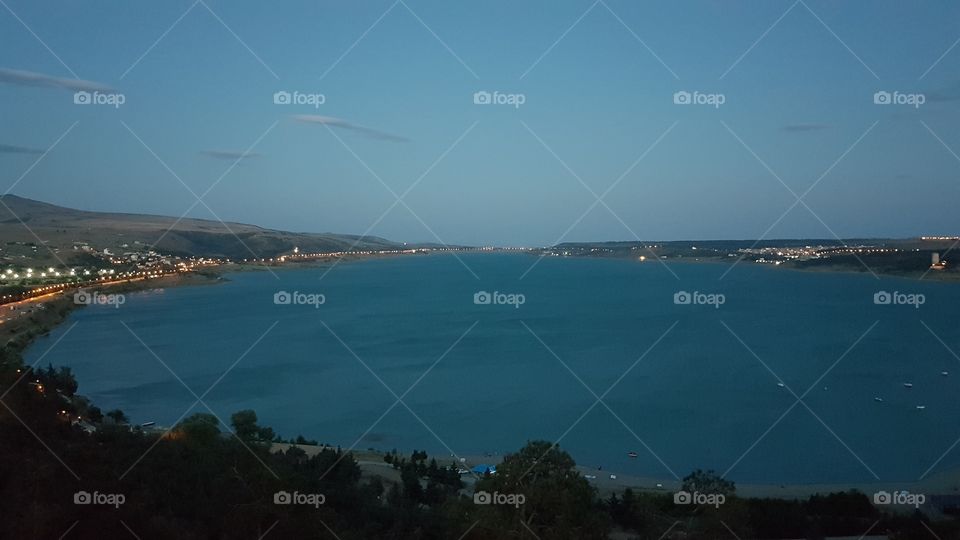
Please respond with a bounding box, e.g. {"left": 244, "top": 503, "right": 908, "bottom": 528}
{"left": 105, "top": 408, "right": 128, "bottom": 424}
{"left": 681, "top": 469, "right": 736, "bottom": 496}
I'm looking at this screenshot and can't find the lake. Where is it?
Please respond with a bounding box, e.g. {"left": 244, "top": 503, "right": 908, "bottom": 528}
{"left": 26, "top": 253, "right": 960, "bottom": 485}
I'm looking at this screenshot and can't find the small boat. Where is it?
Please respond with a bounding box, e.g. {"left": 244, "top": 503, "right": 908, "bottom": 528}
{"left": 777, "top": 382, "right": 785, "bottom": 388}
{"left": 917, "top": 405, "right": 926, "bottom": 410}
{"left": 903, "top": 383, "right": 913, "bottom": 388}
{"left": 942, "top": 371, "right": 949, "bottom": 377}
{"left": 874, "top": 397, "right": 883, "bottom": 402}
{"left": 627, "top": 451, "right": 638, "bottom": 458}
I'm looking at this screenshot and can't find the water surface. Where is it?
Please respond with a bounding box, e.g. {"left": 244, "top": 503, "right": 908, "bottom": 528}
{"left": 27, "top": 253, "right": 960, "bottom": 484}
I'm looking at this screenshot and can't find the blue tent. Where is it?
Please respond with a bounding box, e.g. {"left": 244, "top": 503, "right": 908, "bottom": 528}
{"left": 471, "top": 464, "right": 496, "bottom": 475}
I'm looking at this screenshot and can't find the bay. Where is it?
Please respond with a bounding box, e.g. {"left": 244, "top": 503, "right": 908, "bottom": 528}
{"left": 26, "top": 253, "right": 960, "bottom": 484}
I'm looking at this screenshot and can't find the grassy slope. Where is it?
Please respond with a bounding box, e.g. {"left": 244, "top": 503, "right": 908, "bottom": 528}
{"left": 0, "top": 194, "right": 399, "bottom": 263}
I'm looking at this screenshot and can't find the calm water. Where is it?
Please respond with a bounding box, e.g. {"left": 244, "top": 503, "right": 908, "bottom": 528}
{"left": 26, "top": 253, "right": 960, "bottom": 484}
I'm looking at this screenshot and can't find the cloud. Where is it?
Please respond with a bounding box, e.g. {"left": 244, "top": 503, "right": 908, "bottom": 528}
{"left": 782, "top": 123, "right": 830, "bottom": 132}
{"left": 291, "top": 115, "right": 408, "bottom": 142}
{"left": 0, "top": 144, "right": 44, "bottom": 155}
{"left": 0, "top": 67, "right": 113, "bottom": 93}
{"left": 200, "top": 150, "right": 262, "bottom": 160}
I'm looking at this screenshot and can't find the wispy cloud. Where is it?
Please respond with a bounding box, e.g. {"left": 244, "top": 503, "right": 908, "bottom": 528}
{"left": 0, "top": 144, "right": 44, "bottom": 155}
{"left": 200, "top": 150, "right": 262, "bottom": 160}
{"left": 782, "top": 123, "right": 830, "bottom": 132}
{"left": 291, "top": 115, "right": 408, "bottom": 142}
{"left": 0, "top": 67, "right": 112, "bottom": 93}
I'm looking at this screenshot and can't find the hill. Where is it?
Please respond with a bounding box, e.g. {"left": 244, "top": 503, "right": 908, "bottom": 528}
{"left": 0, "top": 194, "right": 398, "bottom": 263}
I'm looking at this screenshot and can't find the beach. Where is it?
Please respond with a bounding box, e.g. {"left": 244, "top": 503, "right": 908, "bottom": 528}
{"left": 270, "top": 442, "right": 960, "bottom": 511}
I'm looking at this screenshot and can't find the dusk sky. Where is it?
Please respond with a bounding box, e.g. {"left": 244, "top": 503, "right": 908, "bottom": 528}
{"left": 1, "top": 0, "right": 959, "bottom": 246}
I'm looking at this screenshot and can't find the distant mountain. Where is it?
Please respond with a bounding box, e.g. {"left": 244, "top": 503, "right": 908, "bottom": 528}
{"left": 0, "top": 195, "right": 399, "bottom": 260}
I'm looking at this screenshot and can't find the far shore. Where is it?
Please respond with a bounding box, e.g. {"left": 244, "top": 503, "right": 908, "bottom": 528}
{"left": 551, "top": 252, "right": 960, "bottom": 283}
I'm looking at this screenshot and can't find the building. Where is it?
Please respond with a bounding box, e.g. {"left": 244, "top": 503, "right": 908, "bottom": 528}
{"left": 931, "top": 252, "right": 947, "bottom": 270}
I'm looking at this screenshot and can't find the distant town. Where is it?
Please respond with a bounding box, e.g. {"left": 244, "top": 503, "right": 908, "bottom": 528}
{"left": 535, "top": 237, "right": 955, "bottom": 276}
{"left": 1, "top": 240, "right": 224, "bottom": 305}
{"left": 0, "top": 239, "right": 505, "bottom": 313}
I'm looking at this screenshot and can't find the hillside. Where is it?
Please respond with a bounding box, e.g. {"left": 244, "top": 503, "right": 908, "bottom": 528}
{"left": 0, "top": 195, "right": 398, "bottom": 263}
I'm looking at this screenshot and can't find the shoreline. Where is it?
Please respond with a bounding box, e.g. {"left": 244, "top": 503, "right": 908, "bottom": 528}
{"left": 271, "top": 443, "right": 960, "bottom": 504}
{"left": 3, "top": 248, "right": 449, "bottom": 345}
{"left": 1, "top": 271, "right": 224, "bottom": 351}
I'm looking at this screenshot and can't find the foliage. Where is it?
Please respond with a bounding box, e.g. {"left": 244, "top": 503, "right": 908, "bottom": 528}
{"left": 466, "top": 440, "right": 610, "bottom": 540}
{"left": 680, "top": 468, "right": 736, "bottom": 496}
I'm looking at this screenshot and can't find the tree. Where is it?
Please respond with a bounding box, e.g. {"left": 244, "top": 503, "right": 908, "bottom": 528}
{"left": 87, "top": 406, "right": 103, "bottom": 423}
{"left": 38, "top": 364, "right": 77, "bottom": 396}
{"left": 678, "top": 469, "right": 748, "bottom": 539}
{"left": 175, "top": 412, "right": 220, "bottom": 444}
{"left": 401, "top": 465, "right": 424, "bottom": 504}
{"left": 230, "top": 409, "right": 259, "bottom": 441}
{"left": 257, "top": 425, "right": 275, "bottom": 442}
{"left": 681, "top": 469, "right": 735, "bottom": 497}
{"left": 105, "top": 408, "right": 128, "bottom": 424}
{"left": 472, "top": 440, "right": 609, "bottom": 539}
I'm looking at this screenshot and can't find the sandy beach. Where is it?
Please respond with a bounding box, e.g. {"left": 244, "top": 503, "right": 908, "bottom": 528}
{"left": 270, "top": 443, "right": 960, "bottom": 508}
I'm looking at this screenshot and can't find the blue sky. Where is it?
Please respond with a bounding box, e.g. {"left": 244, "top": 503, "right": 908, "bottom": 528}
{"left": 1, "top": 0, "right": 959, "bottom": 246}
